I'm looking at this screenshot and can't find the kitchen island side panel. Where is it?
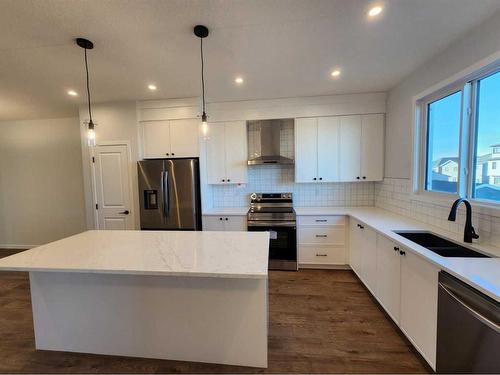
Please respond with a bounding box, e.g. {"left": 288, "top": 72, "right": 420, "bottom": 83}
{"left": 29, "top": 271, "right": 268, "bottom": 368}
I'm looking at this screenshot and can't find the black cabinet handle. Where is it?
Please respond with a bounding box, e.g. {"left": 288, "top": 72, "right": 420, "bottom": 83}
{"left": 356, "top": 176, "right": 360, "bottom": 180}
{"left": 313, "top": 177, "right": 317, "bottom": 180}
{"left": 171, "top": 153, "right": 175, "bottom": 156}
{"left": 359, "top": 225, "right": 364, "bottom": 229}
{"left": 315, "top": 234, "right": 327, "bottom": 238}
{"left": 166, "top": 153, "right": 170, "bottom": 156}
{"left": 400, "top": 250, "right": 406, "bottom": 256}
{"left": 219, "top": 217, "right": 223, "bottom": 221}
{"left": 394, "top": 246, "right": 399, "bottom": 252}
{"left": 222, "top": 179, "right": 225, "bottom": 182}
{"left": 225, "top": 218, "right": 228, "bottom": 221}
{"left": 227, "top": 179, "right": 231, "bottom": 182}
{"left": 119, "top": 210, "right": 129, "bottom": 215}
{"left": 316, "top": 254, "right": 327, "bottom": 257}
{"left": 319, "top": 177, "right": 323, "bottom": 180}
{"left": 362, "top": 176, "right": 366, "bottom": 179}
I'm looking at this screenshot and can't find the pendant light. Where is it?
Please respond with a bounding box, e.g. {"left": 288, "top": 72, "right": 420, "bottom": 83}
{"left": 194, "top": 25, "right": 209, "bottom": 137}
{"left": 76, "top": 38, "right": 96, "bottom": 147}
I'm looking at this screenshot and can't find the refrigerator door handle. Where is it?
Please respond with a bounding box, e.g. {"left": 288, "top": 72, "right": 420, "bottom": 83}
{"left": 163, "top": 170, "right": 170, "bottom": 217}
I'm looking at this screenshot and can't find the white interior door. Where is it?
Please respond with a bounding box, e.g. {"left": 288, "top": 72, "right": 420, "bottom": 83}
{"left": 339, "top": 115, "right": 362, "bottom": 181}
{"left": 169, "top": 119, "right": 200, "bottom": 157}
{"left": 224, "top": 121, "right": 248, "bottom": 184}
{"left": 295, "top": 117, "right": 318, "bottom": 182}
{"left": 361, "top": 114, "right": 384, "bottom": 181}
{"left": 317, "top": 116, "right": 340, "bottom": 182}
{"left": 94, "top": 144, "right": 133, "bottom": 230}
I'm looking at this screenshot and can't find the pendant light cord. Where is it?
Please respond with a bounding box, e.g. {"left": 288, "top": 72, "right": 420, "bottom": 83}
{"left": 200, "top": 37, "right": 206, "bottom": 114}
{"left": 84, "top": 47, "right": 93, "bottom": 123}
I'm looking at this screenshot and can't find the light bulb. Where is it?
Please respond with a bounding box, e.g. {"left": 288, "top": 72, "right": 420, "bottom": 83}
{"left": 87, "top": 128, "right": 96, "bottom": 147}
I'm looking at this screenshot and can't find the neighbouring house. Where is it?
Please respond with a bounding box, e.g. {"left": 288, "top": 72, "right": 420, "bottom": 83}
{"left": 475, "top": 144, "right": 500, "bottom": 185}
{"left": 432, "top": 157, "right": 459, "bottom": 182}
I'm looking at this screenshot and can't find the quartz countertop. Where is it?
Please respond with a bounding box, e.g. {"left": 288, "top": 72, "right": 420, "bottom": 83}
{"left": 0, "top": 230, "right": 270, "bottom": 279}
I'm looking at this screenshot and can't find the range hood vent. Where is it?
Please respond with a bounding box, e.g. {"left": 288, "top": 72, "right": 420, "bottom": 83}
{"left": 247, "top": 119, "right": 294, "bottom": 165}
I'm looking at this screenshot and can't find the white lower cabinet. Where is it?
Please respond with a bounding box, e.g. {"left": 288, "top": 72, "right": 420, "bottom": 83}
{"left": 400, "top": 249, "right": 439, "bottom": 370}
{"left": 349, "top": 219, "right": 377, "bottom": 294}
{"left": 376, "top": 234, "right": 401, "bottom": 323}
{"left": 202, "top": 215, "right": 247, "bottom": 231}
{"left": 349, "top": 223, "right": 439, "bottom": 371}
{"left": 298, "top": 215, "right": 347, "bottom": 267}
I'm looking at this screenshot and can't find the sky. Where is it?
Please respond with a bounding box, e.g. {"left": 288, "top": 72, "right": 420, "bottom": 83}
{"left": 428, "top": 70, "right": 500, "bottom": 160}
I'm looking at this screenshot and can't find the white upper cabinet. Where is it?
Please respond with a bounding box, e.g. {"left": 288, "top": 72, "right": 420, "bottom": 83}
{"left": 361, "top": 114, "right": 384, "bottom": 181}
{"left": 295, "top": 116, "right": 339, "bottom": 183}
{"left": 339, "top": 115, "right": 362, "bottom": 181}
{"left": 339, "top": 114, "right": 384, "bottom": 182}
{"left": 295, "top": 118, "right": 318, "bottom": 182}
{"left": 142, "top": 119, "right": 200, "bottom": 159}
{"left": 317, "top": 117, "right": 340, "bottom": 182}
{"left": 168, "top": 119, "right": 200, "bottom": 158}
{"left": 206, "top": 121, "right": 247, "bottom": 185}
{"left": 142, "top": 120, "right": 171, "bottom": 158}
{"left": 224, "top": 121, "right": 248, "bottom": 184}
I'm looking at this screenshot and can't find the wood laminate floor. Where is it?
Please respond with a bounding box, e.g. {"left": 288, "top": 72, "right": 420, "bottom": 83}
{"left": 0, "top": 249, "right": 429, "bottom": 374}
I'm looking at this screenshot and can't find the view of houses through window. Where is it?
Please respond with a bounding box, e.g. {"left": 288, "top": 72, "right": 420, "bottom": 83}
{"left": 422, "top": 69, "right": 500, "bottom": 202}
{"left": 472, "top": 70, "right": 500, "bottom": 201}
{"left": 425, "top": 91, "right": 461, "bottom": 194}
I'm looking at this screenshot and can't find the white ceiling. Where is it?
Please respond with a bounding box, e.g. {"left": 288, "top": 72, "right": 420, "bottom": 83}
{"left": 1, "top": 0, "right": 500, "bottom": 121}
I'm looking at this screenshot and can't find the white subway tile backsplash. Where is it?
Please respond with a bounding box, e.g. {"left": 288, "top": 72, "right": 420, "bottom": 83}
{"left": 375, "top": 177, "right": 500, "bottom": 247}
{"left": 212, "top": 165, "right": 375, "bottom": 208}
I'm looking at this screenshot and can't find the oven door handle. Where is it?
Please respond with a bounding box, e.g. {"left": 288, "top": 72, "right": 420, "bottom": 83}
{"left": 247, "top": 221, "right": 296, "bottom": 227}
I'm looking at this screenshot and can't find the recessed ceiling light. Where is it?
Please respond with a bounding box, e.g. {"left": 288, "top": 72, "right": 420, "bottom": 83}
{"left": 148, "top": 84, "right": 157, "bottom": 91}
{"left": 235, "top": 77, "right": 244, "bottom": 84}
{"left": 67, "top": 90, "right": 78, "bottom": 96}
{"left": 331, "top": 70, "right": 341, "bottom": 77}
{"left": 368, "top": 5, "right": 383, "bottom": 17}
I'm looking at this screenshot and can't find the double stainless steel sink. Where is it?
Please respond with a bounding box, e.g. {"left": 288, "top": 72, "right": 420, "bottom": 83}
{"left": 394, "top": 231, "right": 490, "bottom": 258}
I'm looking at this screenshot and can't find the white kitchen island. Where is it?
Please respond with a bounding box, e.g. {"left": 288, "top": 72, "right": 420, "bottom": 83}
{"left": 0, "top": 230, "right": 270, "bottom": 368}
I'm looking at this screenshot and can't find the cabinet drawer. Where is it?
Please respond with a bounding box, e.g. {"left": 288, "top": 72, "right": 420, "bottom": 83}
{"left": 298, "top": 215, "right": 345, "bottom": 225}
{"left": 299, "top": 245, "right": 346, "bottom": 264}
{"left": 299, "top": 226, "right": 345, "bottom": 245}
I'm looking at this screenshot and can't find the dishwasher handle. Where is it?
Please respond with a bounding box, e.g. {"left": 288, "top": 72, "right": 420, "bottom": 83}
{"left": 439, "top": 282, "right": 500, "bottom": 333}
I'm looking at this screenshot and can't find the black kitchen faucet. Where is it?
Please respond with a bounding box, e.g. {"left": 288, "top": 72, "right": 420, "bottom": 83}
{"left": 448, "top": 198, "right": 479, "bottom": 243}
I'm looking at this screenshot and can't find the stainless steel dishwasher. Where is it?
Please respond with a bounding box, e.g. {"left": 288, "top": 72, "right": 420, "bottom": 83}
{"left": 437, "top": 271, "right": 500, "bottom": 373}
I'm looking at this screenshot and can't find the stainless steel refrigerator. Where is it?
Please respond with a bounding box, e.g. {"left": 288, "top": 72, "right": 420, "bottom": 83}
{"left": 138, "top": 159, "right": 202, "bottom": 230}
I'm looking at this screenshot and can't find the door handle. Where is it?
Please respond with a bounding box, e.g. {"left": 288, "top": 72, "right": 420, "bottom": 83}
{"left": 119, "top": 210, "right": 130, "bottom": 215}
{"left": 162, "top": 170, "right": 170, "bottom": 217}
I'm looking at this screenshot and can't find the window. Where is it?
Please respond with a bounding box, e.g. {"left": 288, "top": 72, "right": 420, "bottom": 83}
{"left": 424, "top": 91, "right": 462, "bottom": 194}
{"left": 472, "top": 70, "right": 500, "bottom": 201}
{"left": 417, "top": 65, "right": 500, "bottom": 204}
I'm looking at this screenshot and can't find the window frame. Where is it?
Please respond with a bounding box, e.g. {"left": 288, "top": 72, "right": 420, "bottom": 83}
{"left": 413, "top": 59, "right": 500, "bottom": 209}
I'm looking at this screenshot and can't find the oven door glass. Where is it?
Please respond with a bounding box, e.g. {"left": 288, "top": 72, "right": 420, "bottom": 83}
{"left": 248, "top": 225, "right": 297, "bottom": 261}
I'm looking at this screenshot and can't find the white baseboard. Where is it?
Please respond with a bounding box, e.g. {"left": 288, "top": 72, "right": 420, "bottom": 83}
{"left": 299, "top": 264, "right": 351, "bottom": 270}
{"left": 0, "top": 244, "right": 38, "bottom": 250}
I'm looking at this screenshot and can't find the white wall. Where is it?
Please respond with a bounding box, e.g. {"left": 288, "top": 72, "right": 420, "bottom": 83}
{"left": 385, "top": 10, "right": 500, "bottom": 179}
{"left": 0, "top": 117, "right": 86, "bottom": 248}
{"left": 79, "top": 101, "right": 140, "bottom": 229}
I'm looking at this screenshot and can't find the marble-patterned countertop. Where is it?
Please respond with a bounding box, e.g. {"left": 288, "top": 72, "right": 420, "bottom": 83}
{"left": 0, "top": 230, "right": 270, "bottom": 279}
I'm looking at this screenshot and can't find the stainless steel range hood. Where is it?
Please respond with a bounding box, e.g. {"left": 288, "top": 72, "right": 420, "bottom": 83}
{"left": 247, "top": 119, "right": 294, "bottom": 165}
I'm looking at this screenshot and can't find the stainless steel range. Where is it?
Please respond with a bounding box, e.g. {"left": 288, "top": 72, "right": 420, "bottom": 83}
{"left": 247, "top": 193, "right": 297, "bottom": 271}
